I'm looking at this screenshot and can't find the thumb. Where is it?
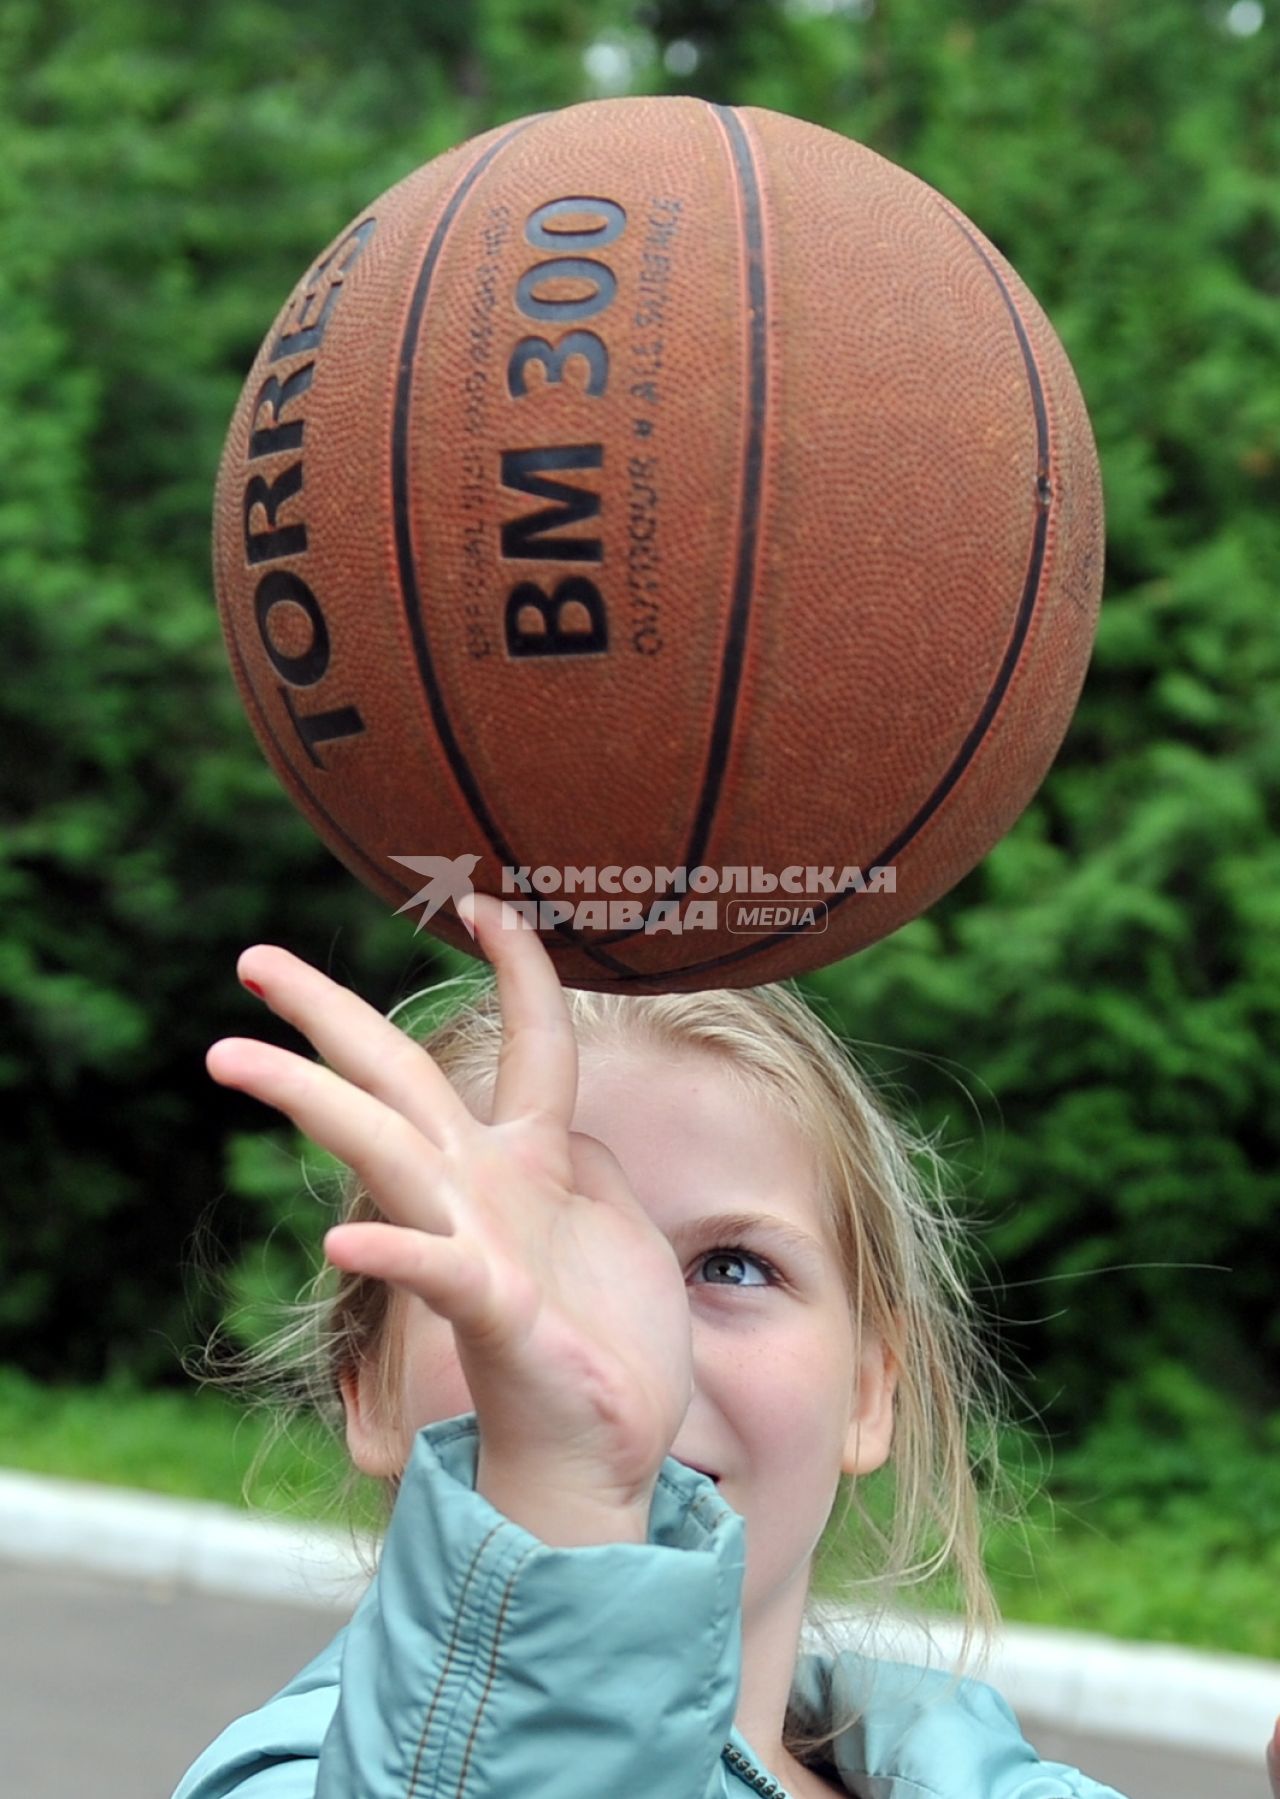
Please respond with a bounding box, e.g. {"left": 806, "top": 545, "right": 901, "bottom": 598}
{"left": 1267, "top": 1715, "right": 1279, "bottom": 1799}
{"left": 568, "top": 1131, "right": 641, "bottom": 1210}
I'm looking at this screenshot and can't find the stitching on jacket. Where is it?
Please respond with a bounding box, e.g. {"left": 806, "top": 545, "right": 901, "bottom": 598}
{"left": 393, "top": 1424, "right": 736, "bottom": 1797}
{"left": 449, "top": 1540, "right": 539, "bottom": 1797}
{"left": 653, "top": 1462, "right": 725, "bottom": 1542}
{"left": 402, "top": 1520, "right": 507, "bottom": 1797}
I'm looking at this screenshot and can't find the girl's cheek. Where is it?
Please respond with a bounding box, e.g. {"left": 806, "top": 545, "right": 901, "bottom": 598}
{"left": 402, "top": 1318, "right": 474, "bottom": 1428}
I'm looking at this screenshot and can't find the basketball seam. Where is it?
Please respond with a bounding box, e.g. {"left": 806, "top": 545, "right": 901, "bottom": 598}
{"left": 583, "top": 195, "right": 1060, "bottom": 985}
{"left": 682, "top": 103, "right": 770, "bottom": 875}
{"left": 214, "top": 139, "right": 544, "bottom": 931}
{"left": 217, "top": 580, "right": 418, "bottom": 903}
{"left": 565, "top": 99, "right": 771, "bottom": 963}
{"left": 389, "top": 116, "right": 639, "bottom": 979}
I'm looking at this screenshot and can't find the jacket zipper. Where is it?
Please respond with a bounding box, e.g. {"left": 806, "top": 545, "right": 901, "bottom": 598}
{"left": 721, "top": 1742, "right": 791, "bottom": 1796}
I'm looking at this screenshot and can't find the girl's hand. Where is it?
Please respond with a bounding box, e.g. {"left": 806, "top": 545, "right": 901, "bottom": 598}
{"left": 206, "top": 893, "right": 694, "bottom": 1545}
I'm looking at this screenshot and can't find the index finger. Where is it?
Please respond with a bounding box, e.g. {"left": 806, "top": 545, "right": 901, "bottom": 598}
{"left": 461, "top": 892, "right": 579, "bottom": 1129}
{"left": 234, "top": 943, "right": 474, "bottom": 1149}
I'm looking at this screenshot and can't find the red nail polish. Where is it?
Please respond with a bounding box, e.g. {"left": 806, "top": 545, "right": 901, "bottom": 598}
{"left": 241, "top": 976, "right": 266, "bottom": 999}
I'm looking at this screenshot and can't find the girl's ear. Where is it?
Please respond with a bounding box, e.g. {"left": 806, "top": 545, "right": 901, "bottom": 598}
{"left": 338, "top": 1362, "right": 404, "bottom": 1481}
{"left": 840, "top": 1333, "right": 898, "bottom": 1477}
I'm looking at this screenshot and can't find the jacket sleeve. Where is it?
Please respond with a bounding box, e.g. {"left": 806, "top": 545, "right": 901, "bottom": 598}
{"left": 174, "top": 1413, "right": 745, "bottom": 1798}
{"left": 800, "top": 1653, "right": 1131, "bottom": 1799}
{"left": 319, "top": 1413, "right": 746, "bottom": 1797}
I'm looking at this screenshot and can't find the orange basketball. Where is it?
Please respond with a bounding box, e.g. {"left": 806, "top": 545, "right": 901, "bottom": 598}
{"left": 213, "top": 96, "right": 1103, "bottom": 993}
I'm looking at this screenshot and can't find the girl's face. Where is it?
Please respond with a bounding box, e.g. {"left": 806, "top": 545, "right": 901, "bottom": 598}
{"left": 341, "top": 1046, "right": 897, "bottom": 1628}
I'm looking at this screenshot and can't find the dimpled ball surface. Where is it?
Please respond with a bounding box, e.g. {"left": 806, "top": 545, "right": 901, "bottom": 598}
{"left": 213, "top": 96, "right": 1104, "bottom": 992}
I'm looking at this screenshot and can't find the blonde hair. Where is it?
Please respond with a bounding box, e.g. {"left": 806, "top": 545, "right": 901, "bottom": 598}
{"left": 192, "top": 967, "right": 1008, "bottom": 1760}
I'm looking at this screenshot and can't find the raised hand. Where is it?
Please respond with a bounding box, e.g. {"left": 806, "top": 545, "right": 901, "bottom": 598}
{"left": 206, "top": 893, "right": 694, "bottom": 1545}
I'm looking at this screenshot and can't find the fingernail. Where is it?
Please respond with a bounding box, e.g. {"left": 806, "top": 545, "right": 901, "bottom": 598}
{"left": 456, "top": 894, "right": 477, "bottom": 940}
{"left": 241, "top": 975, "right": 266, "bottom": 999}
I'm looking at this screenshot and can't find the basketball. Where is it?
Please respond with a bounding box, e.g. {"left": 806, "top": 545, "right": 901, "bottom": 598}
{"left": 213, "top": 96, "right": 1104, "bottom": 993}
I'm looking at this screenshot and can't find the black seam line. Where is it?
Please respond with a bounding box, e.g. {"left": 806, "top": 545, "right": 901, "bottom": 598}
{"left": 573, "top": 99, "right": 769, "bottom": 956}
{"left": 391, "top": 117, "right": 637, "bottom": 980}
{"left": 547, "top": 200, "right": 1055, "bottom": 987}
{"left": 218, "top": 587, "right": 417, "bottom": 905}
{"left": 683, "top": 104, "right": 767, "bottom": 872}
{"left": 404, "top": 1523, "right": 507, "bottom": 1799}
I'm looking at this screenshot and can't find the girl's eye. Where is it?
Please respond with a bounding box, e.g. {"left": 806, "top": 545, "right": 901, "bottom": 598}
{"left": 692, "top": 1246, "right": 779, "bottom": 1288}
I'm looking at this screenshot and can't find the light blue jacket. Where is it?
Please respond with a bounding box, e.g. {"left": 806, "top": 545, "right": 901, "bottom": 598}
{"left": 173, "top": 1414, "right": 1127, "bottom": 1798}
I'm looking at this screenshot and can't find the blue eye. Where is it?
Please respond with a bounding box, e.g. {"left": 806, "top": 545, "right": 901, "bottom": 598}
{"left": 693, "top": 1246, "right": 778, "bottom": 1288}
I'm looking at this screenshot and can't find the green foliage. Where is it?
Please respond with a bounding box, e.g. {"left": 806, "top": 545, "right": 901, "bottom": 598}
{"left": 0, "top": 1360, "right": 375, "bottom": 1526}
{"left": 977, "top": 1365, "right": 1280, "bottom": 1659}
{"left": 2, "top": 0, "right": 1276, "bottom": 1630}
{"left": 812, "top": 1361, "right": 1280, "bottom": 1656}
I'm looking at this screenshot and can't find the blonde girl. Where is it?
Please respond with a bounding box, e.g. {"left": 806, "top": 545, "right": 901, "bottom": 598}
{"left": 175, "top": 893, "right": 1132, "bottom": 1798}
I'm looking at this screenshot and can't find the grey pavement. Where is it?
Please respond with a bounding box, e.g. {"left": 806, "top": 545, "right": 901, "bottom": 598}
{"left": 1, "top": 1556, "right": 1261, "bottom": 1799}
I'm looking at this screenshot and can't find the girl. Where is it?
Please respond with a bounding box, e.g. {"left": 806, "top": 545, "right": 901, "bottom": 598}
{"left": 175, "top": 891, "right": 1131, "bottom": 1798}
